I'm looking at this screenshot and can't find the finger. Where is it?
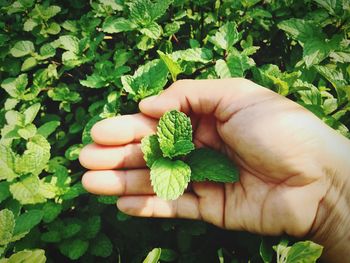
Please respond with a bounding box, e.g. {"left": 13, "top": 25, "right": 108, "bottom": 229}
{"left": 117, "top": 194, "right": 202, "bottom": 220}
{"left": 81, "top": 169, "right": 153, "bottom": 196}
{"left": 79, "top": 143, "right": 145, "bottom": 170}
{"left": 139, "top": 78, "right": 271, "bottom": 122}
{"left": 91, "top": 113, "right": 157, "bottom": 146}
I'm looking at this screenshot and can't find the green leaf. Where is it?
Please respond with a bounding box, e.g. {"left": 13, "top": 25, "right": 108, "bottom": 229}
{"left": 41, "top": 231, "right": 61, "bottom": 243}
{"left": 0, "top": 209, "right": 15, "bottom": 246}
{"left": 141, "top": 135, "right": 163, "bottom": 168}
{"left": 140, "top": 22, "right": 162, "bottom": 39}
{"left": 209, "top": 22, "right": 242, "bottom": 51}
{"left": 10, "top": 41, "right": 35, "bottom": 57}
{"left": 79, "top": 74, "right": 107, "bottom": 88}
{"left": 215, "top": 59, "right": 231, "bottom": 78}
{"left": 23, "top": 19, "right": 38, "bottom": 31}
{"left": 59, "top": 239, "right": 89, "bottom": 260}
{"left": 170, "top": 48, "right": 213, "bottom": 63}
{"left": 90, "top": 234, "right": 113, "bottom": 258}
{"left": 39, "top": 43, "right": 56, "bottom": 59}
{"left": 0, "top": 144, "right": 18, "bottom": 182}
{"left": 18, "top": 124, "right": 37, "bottom": 140}
{"left": 102, "top": 17, "right": 136, "bottom": 33}
{"left": 23, "top": 103, "right": 41, "bottom": 125}
{"left": 150, "top": 158, "right": 191, "bottom": 200}
{"left": 37, "top": 121, "right": 60, "bottom": 138}
{"left": 0, "top": 182, "right": 10, "bottom": 203}
{"left": 65, "top": 144, "right": 83, "bottom": 160}
{"left": 15, "top": 135, "right": 50, "bottom": 176}
{"left": 157, "top": 110, "right": 194, "bottom": 158}
{"left": 13, "top": 210, "right": 43, "bottom": 236}
{"left": 42, "top": 202, "right": 62, "bottom": 223}
{"left": 10, "top": 175, "right": 46, "bottom": 205}
{"left": 186, "top": 148, "right": 239, "bottom": 183}
{"left": 58, "top": 35, "right": 80, "bottom": 53}
{"left": 4, "top": 249, "right": 46, "bottom": 263}
{"left": 81, "top": 215, "right": 101, "bottom": 239}
{"left": 1, "top": 74, "right": 28, "bottom": 98}
{"left": 143, "top": 248, "right": 162, "bottom": 263}
{"left": 285, "top": 241, "right": 323, "bottom": 263}
{"left": 121, "top": 59, "right": 168, "bottom": 100}
{"left": 158, "top": 50, "right": 182, "bottom": 81}
{"left": 21, "top": 57, "right": 37, "bottom": 71}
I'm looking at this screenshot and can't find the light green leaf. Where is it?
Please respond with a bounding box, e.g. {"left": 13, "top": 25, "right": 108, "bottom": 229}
{"left": 37, "top": 5, "right": 61, "bottom": 20}
{"left": 158, "top": 50, "right": 182, "bottom": 81}
{"left": 303, "top": 39, "right": 330, "bottom": 67}
{"left": 65, "top": 144, "right": 83, "bottom": 161}
{"left": 143, "top": 248, "right": 162, "bottom": 263}
{"left": 140, "top": 22, "right": 162, "bottom": 39}
{"left": 186, "top": 148, "right": 239, "bottom": 183}
{"left": 170, "top": 48, "right": 213, "bottom": 63}
{"left": 1, "top": 74, "right": 28, "bottom": 98}
{"left": 10, "top": 175, "right": 46, "bottom": 204}
{"left": 23, "top": 103, "right": 41, "bottom": 125}
{"left": 10, "top": 41, "right": 35, "bottom": 57}
{"left": 23, "top": 18, "right": 38, "bottom": 31}
{"left": 79, "top": 74, "right": 106, "bottom": 88}
{"left": 0, "top": 144, "right": 18, "bottom": 182}
{"left": 209, "top": 22, "right": 242, "bottom": 51}
{"left": 150, "top": 158, "right": 191, "bottom": 200}
{"left": 13, "top": 210, "right": 43, "bottom": 236}
{"left": 215, "top": 59, "right": 232, "bottom": 79}
{"left": 102, "top": 17, "right": 137, "bottom": 34}
{"left": 18, "top": 124, "right": 37, "bottom": 140}
{"left": 157, "top": 110, "right": 194, "bottom": 158}
{"left": 39, "top": 43, "right": 56, "bottom": 59}
{"left": 5, "top": 249, "right": 46, "bottom": 263}
{"left": 286, "top": 241, "right": 323, "bottom": 263}
{"left": 15, "top": 135, "right": 50, "bottom": 176}
{"left": 0, "top": 209, "right": 15, "bottom": 246}
{"left": 37, "top": 121, "right": 60, "bottom": 138}
{"left": 59, "top": 239, "right": 89, "bottom": 260}
{"left": 141, "top": 135, "right": 163, "bottom": 168}
{"left": 21, "top": 57, "right": 37, "bottom": 71}
{"left": 46, "top": 22, "right": 61, "bottom": 35}
{"left": 59, "top": 35, "right": 80, "bottom": 53}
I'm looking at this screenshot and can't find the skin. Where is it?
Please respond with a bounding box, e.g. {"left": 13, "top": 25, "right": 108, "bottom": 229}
{"left": 79, "top": 79, "right": 350, "bottom": 262}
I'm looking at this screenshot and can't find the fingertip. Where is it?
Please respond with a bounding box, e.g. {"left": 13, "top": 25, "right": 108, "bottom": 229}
{"left": 139, "top": 95, "right": 181, "bottom": 118}
{"left": 91, "top": 117, "right": 134, "bottom": 145}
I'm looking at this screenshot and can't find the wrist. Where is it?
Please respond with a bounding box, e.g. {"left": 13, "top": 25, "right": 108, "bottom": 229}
{"left": 308, "top": 131, "right": 350, "bottom": 263}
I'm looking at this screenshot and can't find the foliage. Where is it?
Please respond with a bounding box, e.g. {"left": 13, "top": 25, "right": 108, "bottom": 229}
{"left": 142, "top": 110, "right": 238, "bottom": 200}
{"left": 0, "top": 0, "right": 349, "bottom": 261}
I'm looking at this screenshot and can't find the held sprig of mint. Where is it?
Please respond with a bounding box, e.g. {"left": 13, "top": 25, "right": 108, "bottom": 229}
{"left": 141, "top": 110, "right": 239, "bottom": 200}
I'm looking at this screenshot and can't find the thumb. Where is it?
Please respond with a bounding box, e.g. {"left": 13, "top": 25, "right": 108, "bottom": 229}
{"left": 139, "top": 78, "right": 268, "bottom": 121}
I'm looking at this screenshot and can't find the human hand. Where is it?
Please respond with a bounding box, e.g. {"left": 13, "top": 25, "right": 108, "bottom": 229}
{"left": 79, "top": 78, "right": 350, "bottom": 262}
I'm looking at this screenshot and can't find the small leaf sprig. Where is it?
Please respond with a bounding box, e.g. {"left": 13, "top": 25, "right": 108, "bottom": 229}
{"left": 141, "top": 110, "right": 239, "bottom": 200}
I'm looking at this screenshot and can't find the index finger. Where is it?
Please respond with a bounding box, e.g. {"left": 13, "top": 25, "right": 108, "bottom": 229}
{"left": 91, "top": 113, "right": 158, "bottom": 146}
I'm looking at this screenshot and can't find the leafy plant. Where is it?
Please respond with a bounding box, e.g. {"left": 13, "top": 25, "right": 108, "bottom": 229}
{"left": 141, "top": 110, "right": 239, "bottom": 200}
{"left": 0, "top": 0, "right": 349, "bottom": 261}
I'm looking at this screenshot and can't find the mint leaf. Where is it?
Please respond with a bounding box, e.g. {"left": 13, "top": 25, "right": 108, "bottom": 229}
{"left": 0, "top": 209, "right": 15, "bottom": 246}
{"left": 143, "top": 248, "right": 161, "bottom": 263}
{"left": 13, "top": 210, "right": 43, "bottom": 236}
{"left": 2, "top": 249, "right": 46, "bottom": 263}
{"left": 209, "top": 22, "right": 242, "bottom": 51}
{"left": 9, "top": 175, "right": 46, "bottom": 204}
{"left": 90, "top": 233, "right": 113, "bottom": 258}
{"left": 186, "top": 148, "right": 239, "bottom": 183}
{"left": 15, "top": 135, "right": 50, "bottom": 176}
{"left": 141, "top": 135, "right": 162, "bottom": 168}
{"left": 170, "top": 48, "right": 213, "bottom": 63}
{"left": 37, "top": 121, "right": 60, "bottom": 138}
{"left": 157, "top": 110, "right": 194, "bottom": 158}
{"left": 10, "top": 41, "right": 35, "bottom": 57}
{"left": 158, "top": 50, "right": 182, "bottom": 81}
{"left": 59, "top": 239, "right": 89, "bottom": 260}
{"left": 285, "top": 241, "right": 323, "bottom": 263}
{"left": 102, "top": 17, "right": 136, "bottom": 34}
{"left": 150, "top": 158, "right": 191, "bottom": 200}
{"left": 23, "top": 103, "right": 40, "bottom": 125}
{"left": 0, "top": 182, "right": 10, "bottom": 203}
{"left": 0, "top": 144, "right": 18, "bottom": 182}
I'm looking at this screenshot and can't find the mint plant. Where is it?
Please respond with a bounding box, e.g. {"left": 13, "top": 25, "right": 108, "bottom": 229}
{"left": 141, "top": 110, "right": 239, "bottom": 200}
{"left": 0, "top": 0, "right": 348, "bottom": 261}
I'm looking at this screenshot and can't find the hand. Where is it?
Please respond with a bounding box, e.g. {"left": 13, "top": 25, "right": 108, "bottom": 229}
{"left": 79, "top": 78, "right": 350, "bottom": 262}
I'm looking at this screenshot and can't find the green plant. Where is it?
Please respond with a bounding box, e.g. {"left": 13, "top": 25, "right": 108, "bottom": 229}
{"left": 0, "top": 0, "right": 349, "bottom": 262}
{"left": 141, "top": 110, "right": 238, "bottom": 200}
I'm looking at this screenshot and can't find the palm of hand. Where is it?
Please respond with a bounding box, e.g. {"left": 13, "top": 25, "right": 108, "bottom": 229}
{"left": 190, "top": 98, "right": 326, "bottom": 237}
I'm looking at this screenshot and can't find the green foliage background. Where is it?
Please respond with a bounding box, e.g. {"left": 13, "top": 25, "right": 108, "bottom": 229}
{"left": 0, "top": 0, "right": 349, "bottom": 262}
